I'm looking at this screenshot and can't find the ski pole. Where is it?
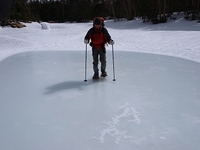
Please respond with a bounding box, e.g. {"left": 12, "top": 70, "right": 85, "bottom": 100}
{"left": 84, "top": 43, "right": 88, "bottom": 82}
{"left": 112, "top": 44, "right": 116, "bottom": 81}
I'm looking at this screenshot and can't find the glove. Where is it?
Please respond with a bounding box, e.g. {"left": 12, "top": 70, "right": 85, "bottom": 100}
{"left": 109, "top": 40, "right": 114, "bottom": 45}
{"left": 89, "top": 42, "right": 93, "bottom": 47}
{"left": 84, "top": 39, "right": 89, "bottom": 44}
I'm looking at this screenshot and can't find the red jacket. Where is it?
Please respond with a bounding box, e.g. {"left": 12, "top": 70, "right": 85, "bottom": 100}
{"left": 85, "top": 26, "right": 111, "bottom": 49}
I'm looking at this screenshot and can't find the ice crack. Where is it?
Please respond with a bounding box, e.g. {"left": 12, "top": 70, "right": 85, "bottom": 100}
{"left": 93, "top": 102, "right": 141, "bottom": 144}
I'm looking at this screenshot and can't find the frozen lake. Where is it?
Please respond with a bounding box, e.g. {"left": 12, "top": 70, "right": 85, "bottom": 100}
{"left": 0, "top": 51, "right": 200, "bottom": 150}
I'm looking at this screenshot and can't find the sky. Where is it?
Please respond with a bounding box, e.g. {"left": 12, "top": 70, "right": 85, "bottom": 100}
{"left": 0, "top": 13, "right": 200, "bottom": 150}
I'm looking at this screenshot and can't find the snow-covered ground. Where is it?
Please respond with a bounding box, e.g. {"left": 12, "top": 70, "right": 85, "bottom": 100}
{"left": 1, "top": 16, "right": 200, "bottom": 63}
{"left": 0, "top": 15, "right": 200, "bottom": 150}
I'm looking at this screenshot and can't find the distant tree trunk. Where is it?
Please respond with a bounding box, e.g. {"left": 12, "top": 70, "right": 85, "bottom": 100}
{"left": 157, "top": 0, "right": 167, "bottom": 22}
{"left": 163, "top": 0, "right": 167, "bottom": 22}
{"left": 197, "top": 0, "right": 200, "bottom": 12}
{"left": 106, "top": 0, "right": 116, "bottom": 21}
{"left": 61, "top": 1, "right": 65, "bottom": 21}
{"left": 132, "top": 0, "right": 136, "bottom": 18}
{"left": 191, "top": 0, "right": 194, "bottom": 9}
{"left": 158, "top": 0, "right": 161, "bottom": 20}
{"left": 163, "top": 0, "right": 166, "bottom": 15}
{"left": 121, "top": 0, "right": 133, "bottom": 20}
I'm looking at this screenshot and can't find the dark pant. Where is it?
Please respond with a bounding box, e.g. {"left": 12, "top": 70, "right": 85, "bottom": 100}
{"left": 92, "top": 48, "right": 106, "bottom": 73}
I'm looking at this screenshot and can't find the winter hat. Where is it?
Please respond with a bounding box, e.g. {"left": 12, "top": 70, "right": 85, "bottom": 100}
{"left": 93, "top": 17, "right": 102, "bottom": 25}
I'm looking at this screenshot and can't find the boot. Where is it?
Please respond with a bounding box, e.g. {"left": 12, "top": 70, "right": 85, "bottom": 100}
{"left": 101, "top": 71, "right": 107, "bottom": 77}
{"left": 92, "top": 72, "right": 99, "bottom": 80}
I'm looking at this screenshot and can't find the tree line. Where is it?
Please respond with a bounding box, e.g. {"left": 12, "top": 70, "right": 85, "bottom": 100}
{"left": 4, "top": 0, "right": 200, "bottom": 24}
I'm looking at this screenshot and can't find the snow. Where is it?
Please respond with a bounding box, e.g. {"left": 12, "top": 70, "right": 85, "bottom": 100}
{"left": 41, "top": 22, "right": 51, "bottom": 30}
{"left": 0, "top": 15, "right": 200, "bottom": 150}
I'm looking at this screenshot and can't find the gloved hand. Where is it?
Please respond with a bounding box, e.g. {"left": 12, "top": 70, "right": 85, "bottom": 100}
{"left": 84, "top": 39, "right": 89, "bottom": 44}
{"left": 109, "top": 40, "right": 114, "bottom": 45}
{"left": 89, "top": 42, "right": 93, "bottom": 47}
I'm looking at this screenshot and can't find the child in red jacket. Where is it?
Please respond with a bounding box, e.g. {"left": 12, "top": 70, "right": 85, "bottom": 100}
{"left": 84, "top": 17, "right": 114, "bottom": 80}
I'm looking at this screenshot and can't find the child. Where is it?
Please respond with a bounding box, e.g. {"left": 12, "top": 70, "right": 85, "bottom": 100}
{"left": 84, "top": 17, "right": 114, "bottom": 80}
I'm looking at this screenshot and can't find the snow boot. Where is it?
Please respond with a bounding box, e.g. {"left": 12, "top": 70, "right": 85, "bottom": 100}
{"left": 92, "top": 72, "right": 99, "bottom": 80}
{"left": 101, "top": 71, "right": 108, "bottom": 77}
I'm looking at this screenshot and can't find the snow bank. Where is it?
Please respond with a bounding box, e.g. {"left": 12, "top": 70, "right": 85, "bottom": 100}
{"left": 41, "top": 22, "right": 50, "bottom": 30}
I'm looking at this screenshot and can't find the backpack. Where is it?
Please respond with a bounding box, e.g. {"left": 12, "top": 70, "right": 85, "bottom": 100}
{"left": 89, "top": 27, "right": 108, "bottom": 52}
{"left": 90, "top": 27, "right": 106, "bottom": 42}
{"left": 100, "top": 17, "right": 105, "bottom": 26}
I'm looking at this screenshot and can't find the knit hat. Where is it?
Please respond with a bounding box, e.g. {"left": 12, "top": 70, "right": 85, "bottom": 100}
{"left": 93, "top": 17, "right": 102, "bottom": 25}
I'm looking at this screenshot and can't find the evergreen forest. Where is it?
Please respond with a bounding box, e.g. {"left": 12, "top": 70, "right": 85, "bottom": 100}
{"left": 3, "top": 0, "right": 200, "bottom": 24}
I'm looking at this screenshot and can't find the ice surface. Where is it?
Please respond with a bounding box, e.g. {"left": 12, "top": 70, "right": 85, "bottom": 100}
{"left": 0, "top": 51, "right": 200, "bottom": 150}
